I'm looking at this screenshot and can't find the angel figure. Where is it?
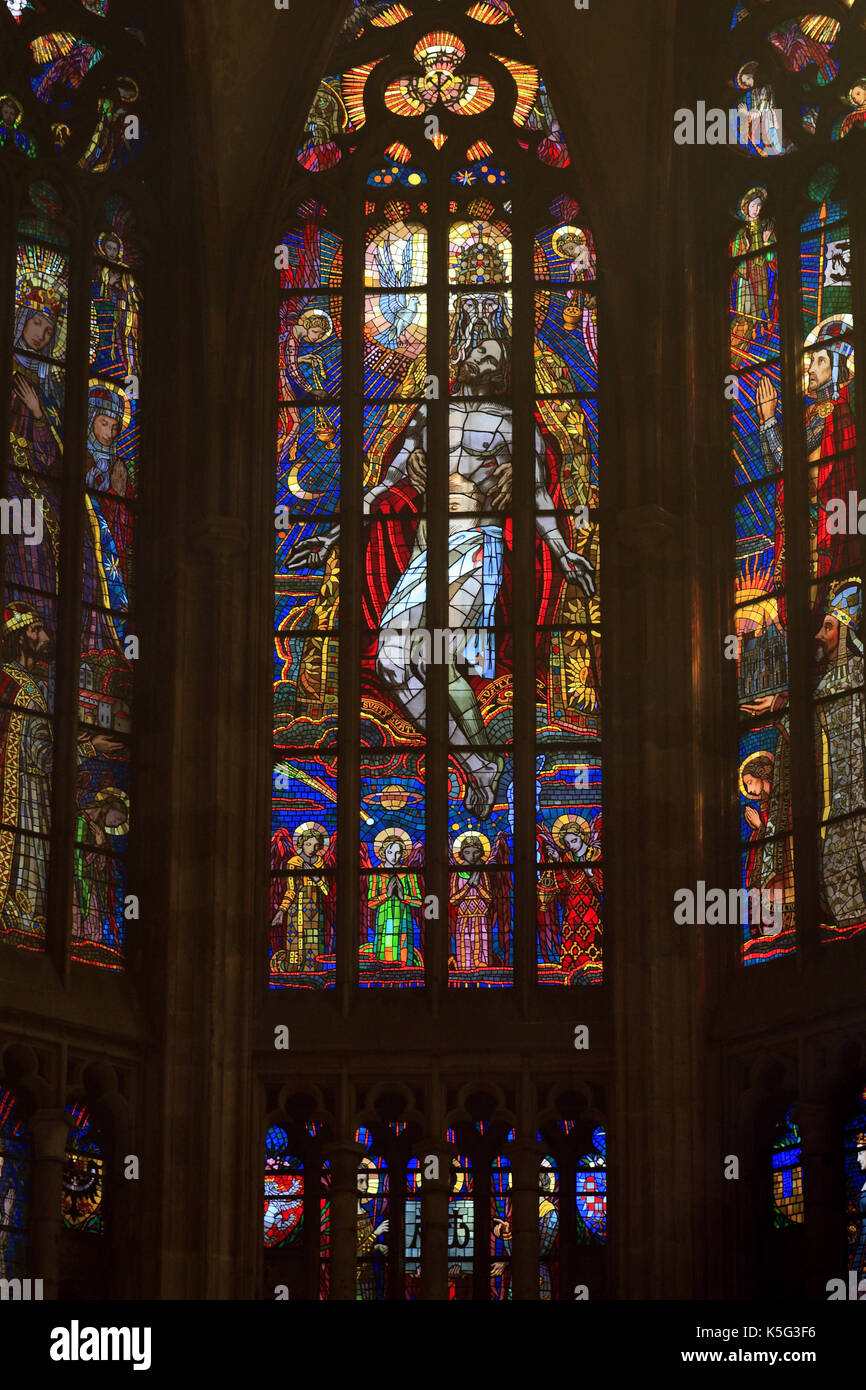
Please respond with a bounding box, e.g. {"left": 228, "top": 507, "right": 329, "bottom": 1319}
{"left": 537, "top": 814, "right": 602, "bottom": 983}
{"left": 270, "top": 822, "right": 335, "bottom": 973}
{"left": 449, "top": 830, "right": 511, "bottom": 973}
{"left": 373, "top": 234, "right": 420, "bottom": 350}
{"left": 361, "top": 827, "right": 424, "bottom": 966}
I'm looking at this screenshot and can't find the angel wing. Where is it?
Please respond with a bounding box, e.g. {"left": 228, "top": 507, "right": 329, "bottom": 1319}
{"left": 406, "top": 839, "right": 425, "bottom": 868}
{"left": 487, "top": 857, "right": 513, "bottom": 968}
{"left": 321, "top": 834, "right": 338, "bottom": 955}
{"left": 535, "top": 821, "right": 563, "bottom": 864}
{"left": 375, "top": 237, "right": 400, "bottom": 290}
{"left": 359, "top": 844, "right": 375, "bottom": 952}
{"left": 586, "top": 813, "right": 603, "bottom": 860}
{"left": 400, "top": 234, "right": 415, "bottom": 288}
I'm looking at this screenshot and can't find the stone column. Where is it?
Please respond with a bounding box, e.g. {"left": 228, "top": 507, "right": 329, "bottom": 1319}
{"left": 419, "top": 1144, "right": 450, "bottom": 1301}
{"left": 324, "top": 1142, "right": 361, "bottom": 1300}
{"left": 797, "top": 1101, "right": 838, "bottom": 1299}
{"left": 28, "top": 1109, "right": 69, "bottom": 1300}
{"left": 510, "top": 1140, "right": 540, "bottom": 1301}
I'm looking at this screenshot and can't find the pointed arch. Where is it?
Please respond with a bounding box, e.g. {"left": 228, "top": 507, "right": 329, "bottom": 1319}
{"left": 726, "top": 1, "right": 866, "bottom": 962}
{"left": 270, "top": 0, "right": 603, "bottom": 991}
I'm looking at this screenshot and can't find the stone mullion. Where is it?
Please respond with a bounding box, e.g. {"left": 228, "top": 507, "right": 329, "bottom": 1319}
{"left": 48, "top": 206, "right": 92, "bottom": 978}
{"left": 472, "top": 1153, "right": 492, "bottom": 1300}
{"left": 777, "top": 201, "right": 819, "bottom": 962}
{"left": 325, "top": 1139, "right": 362, "bottom": 1301}
{"left": 510, "top": 1138, "right": 540, "bottom": 1300}
{"left": 512, "top": 175, "right": 536, "bottom": 1005}
{"left": 797, "top": 1100, "right": 838, "bottom": 1297}
{"left": 338, "top": 184, "right": 363, "bottom": 1009}
{"left": 0, "top": 169, "right": 19, "bottom": 598}
{"left": 419, "top": 1139, "right": 450, "bottom": 1300}
{"left": 28, "top": 1108, "right": 69, "bottom": 1300}
{"left": 426, "top": 169, "right": 448, "bottom": 1001}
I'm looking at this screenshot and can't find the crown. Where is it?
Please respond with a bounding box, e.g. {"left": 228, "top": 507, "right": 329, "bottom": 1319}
{"left": 4, "top": 602, "right": 39, "bottom": 635}
{"left": 828, "top": 576, "right": 861, "bottom": 628}
{"left": 19, "top": 276, "right": 63, "bottom": 322}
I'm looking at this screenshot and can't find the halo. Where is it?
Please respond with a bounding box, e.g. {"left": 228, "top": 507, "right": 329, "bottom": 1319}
{"left": 293, "top": 820, "right": 329, "bottom": 853}
{"left": 374, "top": 825, "right": 412, "bottom": 862}
{"left": 117, "top": 76, "right": 140, "bottom": 103}
{"left": 804, "top": 314, "right": 854, "bottom": 378}
{"left": 88, "top": 377, "right": 132, "bottom": 435}
{"left": 552, "top": 813, "right": 591, "bottom": 851}
{"left": 450, "top": 1157, "right": 468, "bottom": 1193}
{"left": 738, "top": 751, "right": 775, "bottom": 799}
{"left": 845, "top": 77, "right": 866, "bottom": 108}
{"left": 551, "top": 224, "right": 585, "bottom": 258}
{"left": 452, "top": 830, "right": 490, "bottom": 860}
{"left": 736, "top": 60, "right": 759, "bottom": 89}
{"left": 93, "top": 787, "right": 130, "bottom": 837}
{"left": 0, "top": 94, "right": 24, "bottom": 128}
{"left": 738, "top": 185, "right": 767, "bottom": 220}
{"left": 96, "top": 228, "right": 126, "bottom": 264}
{"left": 358, "top": 1155, "right": 381, "bottom": 1193}
{"left": 297, "top": 307, "right": 333, "bottom": 335}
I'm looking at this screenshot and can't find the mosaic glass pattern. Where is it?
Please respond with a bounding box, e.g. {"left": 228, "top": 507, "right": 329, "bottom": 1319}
{"left": 62, "top": 1100, "right": 104, "bottom": 1233}
{"left": 0, "top": 1085, "right": 30, "bottom": 1280}
{"left": 772, "top": 1107, "right": 804, "bottom": 1227}
{"left": 276, "top": 1, "right": 600, "bottom": 989}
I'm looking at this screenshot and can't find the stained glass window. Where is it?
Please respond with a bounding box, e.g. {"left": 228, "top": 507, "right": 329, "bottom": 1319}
{"left": 263, "top": 1119, "right": 330, "bottom": 1299}
{"left": 62, "top": 1099, "right": 104, "bottom": 1233}
{"left": 728, "top": 4, "right": 865, "bottom": 964}
{"left": 0, "top": 1084, "right": 31, "bottom": 1280}
{"left": 272, "top": 0, "right": 601, "bottom": 990}
{"left": 845, "top": 1083, "right": 866, "bottom": 1277}
{"left": 1, "top": 0, "right": 144, "bottom": 969}
{"left": 355, "top": 1125, "right": 389, "bottom": 1299}
{"left": 771, "top": 1107, "right": 804, "bottom": 1226}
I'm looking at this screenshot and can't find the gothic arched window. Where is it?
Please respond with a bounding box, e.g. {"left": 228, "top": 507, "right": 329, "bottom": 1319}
{"left": 771, "top": 1106, "right": 804, "bottom": 1226}
{"left": 1, "top": 0, "right": 146, "bottom": 970}
{"left": 62, "top": 1098, "right": 104, "bottom": 1232}
{"left": 263, "top": 1116, "right": 330, "bottom": 1300}
{"left": 0, "top": 1083, "right": 31, "bottom": 1280}
{"left": 271, "top": 0, "right": 601, "bottom": 991}
{"left": 727, "top": 3, "right": 866, "bottom": 963}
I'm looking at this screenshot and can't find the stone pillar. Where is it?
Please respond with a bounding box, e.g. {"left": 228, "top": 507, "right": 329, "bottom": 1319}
{"left": 797, "top": 1101, "right": 838, "bottom": 1299}
{"left": 28, "top": 1109, "right": 69, "bottom": 1300}
{"left": 325, "top": 1142, "right": 361, "bottom": 1300}
{"left": 419, "top": 1144, "right": 450, "bottom": 1301}
{"left": 510, "top": 1140, "right": 540, "bottom": 1301}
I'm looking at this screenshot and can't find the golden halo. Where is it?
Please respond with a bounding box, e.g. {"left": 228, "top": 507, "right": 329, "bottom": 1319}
{"left": 297, "top": 307, "right": 333, "bottom": 336}
{"left": 738, "top": 751, "right": 775, "bottom": 799}
{"left": 96, "top": 229, "right": 126, "bottom": 263}
{"left": 374, "top": 825, "right": 412, "bottom": 862}
{"left": 358, "top": 1155, "right": 382, "bottom": 1193}
{"left": 452, "top": 830, "right": 490, "bottom": 860}
{"left": 551, "top": 224, "right": 586, "bottom": 258}
{"left": 551, "top": 813, "right": 591, "bottom": 850}
{"left": 450, "top": 1157, "right": 468, "bottom": 1192}
{"left": 0, "top": 94, "right": 24, "bottom": 128}
{"left": 93, "top": 787, "right": 130, "bottom": 837}
{"left": 293, "top": 820, "right": 329, "bottom": 853}
{"left": 738, "top": 185, "right": 767, "bottom": 220}
{"left": 88, "top": 376, "right": 132, "bottom": 435}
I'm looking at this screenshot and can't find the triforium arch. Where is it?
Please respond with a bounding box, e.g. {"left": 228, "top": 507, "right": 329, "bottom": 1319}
{"left": 257, "top": 1073, "right": 608, "bottom": 1300}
